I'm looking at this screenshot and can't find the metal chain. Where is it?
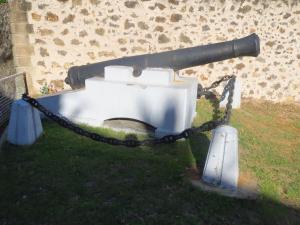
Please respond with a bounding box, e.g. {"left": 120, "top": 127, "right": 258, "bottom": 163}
{"left": 22, "top": 75, "right": 236, "bottom": 148}
{"left": 197, "top": 75, "right": 234, "bottom": 98}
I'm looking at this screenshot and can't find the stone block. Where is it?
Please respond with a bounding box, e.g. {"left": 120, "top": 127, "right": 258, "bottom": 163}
{"left": 13, "top": 45, "right": 33, "bottom": 56}
{"left": 10, "top": 22, "right": 28, "bottom": 34}
{"left": 9, "top": 0, "right": 32, "bottom": 12}
{"left": 7, "top": 100, "right": 43, "bottom": 145}
{"left": 11, "top": 34, "right": 29, "bottom": 44}
{"left": 136, "top": 68, "right": 173, "bottom": 85}
{"left": 104, "top": 66, "right": 134, "bottom": 83}
{"left": 14, "top": 74, "right": 27, "bottom": 99}
{"left": 26, "top": 24, "right": 34, "bottom": 34}
{"left": 14, "top": 56, "right": 32, "bottom": 67}
{"left": 13, "top": 67, "right": 35, "bottom": 96}
{"left": 9, "top": 10, "right": 27, "bottom": 23}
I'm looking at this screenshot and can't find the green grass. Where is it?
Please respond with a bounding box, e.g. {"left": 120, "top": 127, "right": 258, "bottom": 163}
{"left": 1, "top": 99, "right": 300, "bottom": 225}
{"left": 0, "top": 0, "right": 7, "bottom": 4}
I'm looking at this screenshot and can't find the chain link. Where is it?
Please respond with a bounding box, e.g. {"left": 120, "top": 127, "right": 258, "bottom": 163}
{"left": 22, "top": 75, "right": 236, "bottom": 147}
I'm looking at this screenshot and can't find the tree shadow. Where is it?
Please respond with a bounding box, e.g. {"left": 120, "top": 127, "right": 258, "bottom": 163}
{"left": 1, "top": 127, "right": 300, "bottom": 225}
{"left": 188, "top": 132, "right": 211, "bottom": 173}
{"left": 3, "top": 82, "right": 300, "bottom": 224}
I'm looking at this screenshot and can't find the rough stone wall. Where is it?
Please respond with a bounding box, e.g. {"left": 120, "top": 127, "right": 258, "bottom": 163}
{"left": 10, "top": 0, "right": 300, "bottom": 102}
{"left": 0, "top": 3, "right": 13, "bottom": 64}
{"left": 0, "top": 3, "right": 15, "bottom": 80}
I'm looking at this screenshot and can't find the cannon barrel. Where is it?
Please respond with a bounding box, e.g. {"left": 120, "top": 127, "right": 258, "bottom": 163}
{"left": 66, "top": 33, "right": 260, "bottom": 89}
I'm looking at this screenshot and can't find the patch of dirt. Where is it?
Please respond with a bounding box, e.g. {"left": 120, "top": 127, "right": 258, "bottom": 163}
{"left": 185, "top": 166, "right": 200, "bottom": 180}
{"left": 238, "top": 171, "right": 259, "bottom": 197}
{"left": 242, "top": 98, "right": 300, "bottom": 118}
{"left": 187, "top": 165, "right": 259, "bottom": 199}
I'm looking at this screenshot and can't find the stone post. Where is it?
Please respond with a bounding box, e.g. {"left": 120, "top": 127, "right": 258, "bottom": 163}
{"left": 8, "top": 0, "right": 35, "bottom": 97}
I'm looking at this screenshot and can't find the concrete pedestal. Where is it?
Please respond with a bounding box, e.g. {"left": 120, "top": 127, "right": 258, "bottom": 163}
{"left": 7, "top": 100, "right": 43, "bottom": 145}
{"left": 38, "top": 66, "right": 198, "bottom": 137}
{"left": 202, "top": 125, "right": 239, "bottom": 191}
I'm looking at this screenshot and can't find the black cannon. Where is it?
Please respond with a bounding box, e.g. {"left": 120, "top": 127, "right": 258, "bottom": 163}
{"left": 66, "top": 33, "right": 260, "bottom": 89}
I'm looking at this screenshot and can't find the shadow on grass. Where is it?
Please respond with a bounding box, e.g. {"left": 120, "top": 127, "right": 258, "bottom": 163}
{"left": 188, "top": 132, "right": 211, "bottom": 172}
{"left": 1, "top": 121, "right": 299, "bottom": 225}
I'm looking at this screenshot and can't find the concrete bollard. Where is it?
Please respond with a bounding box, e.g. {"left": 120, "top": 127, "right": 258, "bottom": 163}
{"left": 7, "top": 100, "right": 43, "bottom": 145}
{"left": 202, "top": 125, "right": 239, "bottom": 191}
{"left": 220, "top": 79, "right": 241, "bottom": 109}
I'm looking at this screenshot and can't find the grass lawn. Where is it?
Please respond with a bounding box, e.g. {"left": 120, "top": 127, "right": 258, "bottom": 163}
{"left": 1, "top": 99, "right": 300, "bottom": 225}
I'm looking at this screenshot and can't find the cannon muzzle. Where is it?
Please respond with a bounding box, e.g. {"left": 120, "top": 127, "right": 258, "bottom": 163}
{"left": 66, "top": 33, "right": 260, "bottom": 89}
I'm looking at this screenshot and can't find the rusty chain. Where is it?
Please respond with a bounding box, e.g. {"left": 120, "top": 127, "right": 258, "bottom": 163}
{"left": 22, "top": 75, "right": 236, "bottom": 148}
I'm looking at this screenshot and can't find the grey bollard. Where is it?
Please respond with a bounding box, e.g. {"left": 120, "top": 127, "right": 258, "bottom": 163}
{"left": 202, "top": 125, "right": 239, "bottom": 191}
{"left": 7, "top": 100, "right": 43, "bottom": 145}
{"left": 220, "top": 79, "right": 241, "bottom": 109}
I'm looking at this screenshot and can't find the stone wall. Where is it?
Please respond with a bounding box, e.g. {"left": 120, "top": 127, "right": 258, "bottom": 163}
{"left": 0, "top": 3, "right": 12, "bottom": 63}
{"left": 9, "top": 0, "right": 300, "bottom": 102}
{"left": 0, "top": 3, "right": 16, "bottom": 80}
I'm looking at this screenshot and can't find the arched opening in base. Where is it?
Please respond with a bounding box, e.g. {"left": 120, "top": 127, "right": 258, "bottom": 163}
{"left": 103, "top": 118, "right": 156, "bottom": 135}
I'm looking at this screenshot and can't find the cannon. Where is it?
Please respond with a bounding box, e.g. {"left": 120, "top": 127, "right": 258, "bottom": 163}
{"left": 65, "top": 33, "right": 260, "bottom": 89}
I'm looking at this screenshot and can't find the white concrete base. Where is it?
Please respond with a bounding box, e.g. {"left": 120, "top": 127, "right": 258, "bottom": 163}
{"left": 7, "top": 100, "right": 43, "bottom": 145}
{"left": 202, "top": 125, "right": 239, "bottom": 191}
{"left": 38, "top": 66, "right": 198, "bottom": 137}
{"left": 220, "top": 79, "right": 241, "bottom": 109}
